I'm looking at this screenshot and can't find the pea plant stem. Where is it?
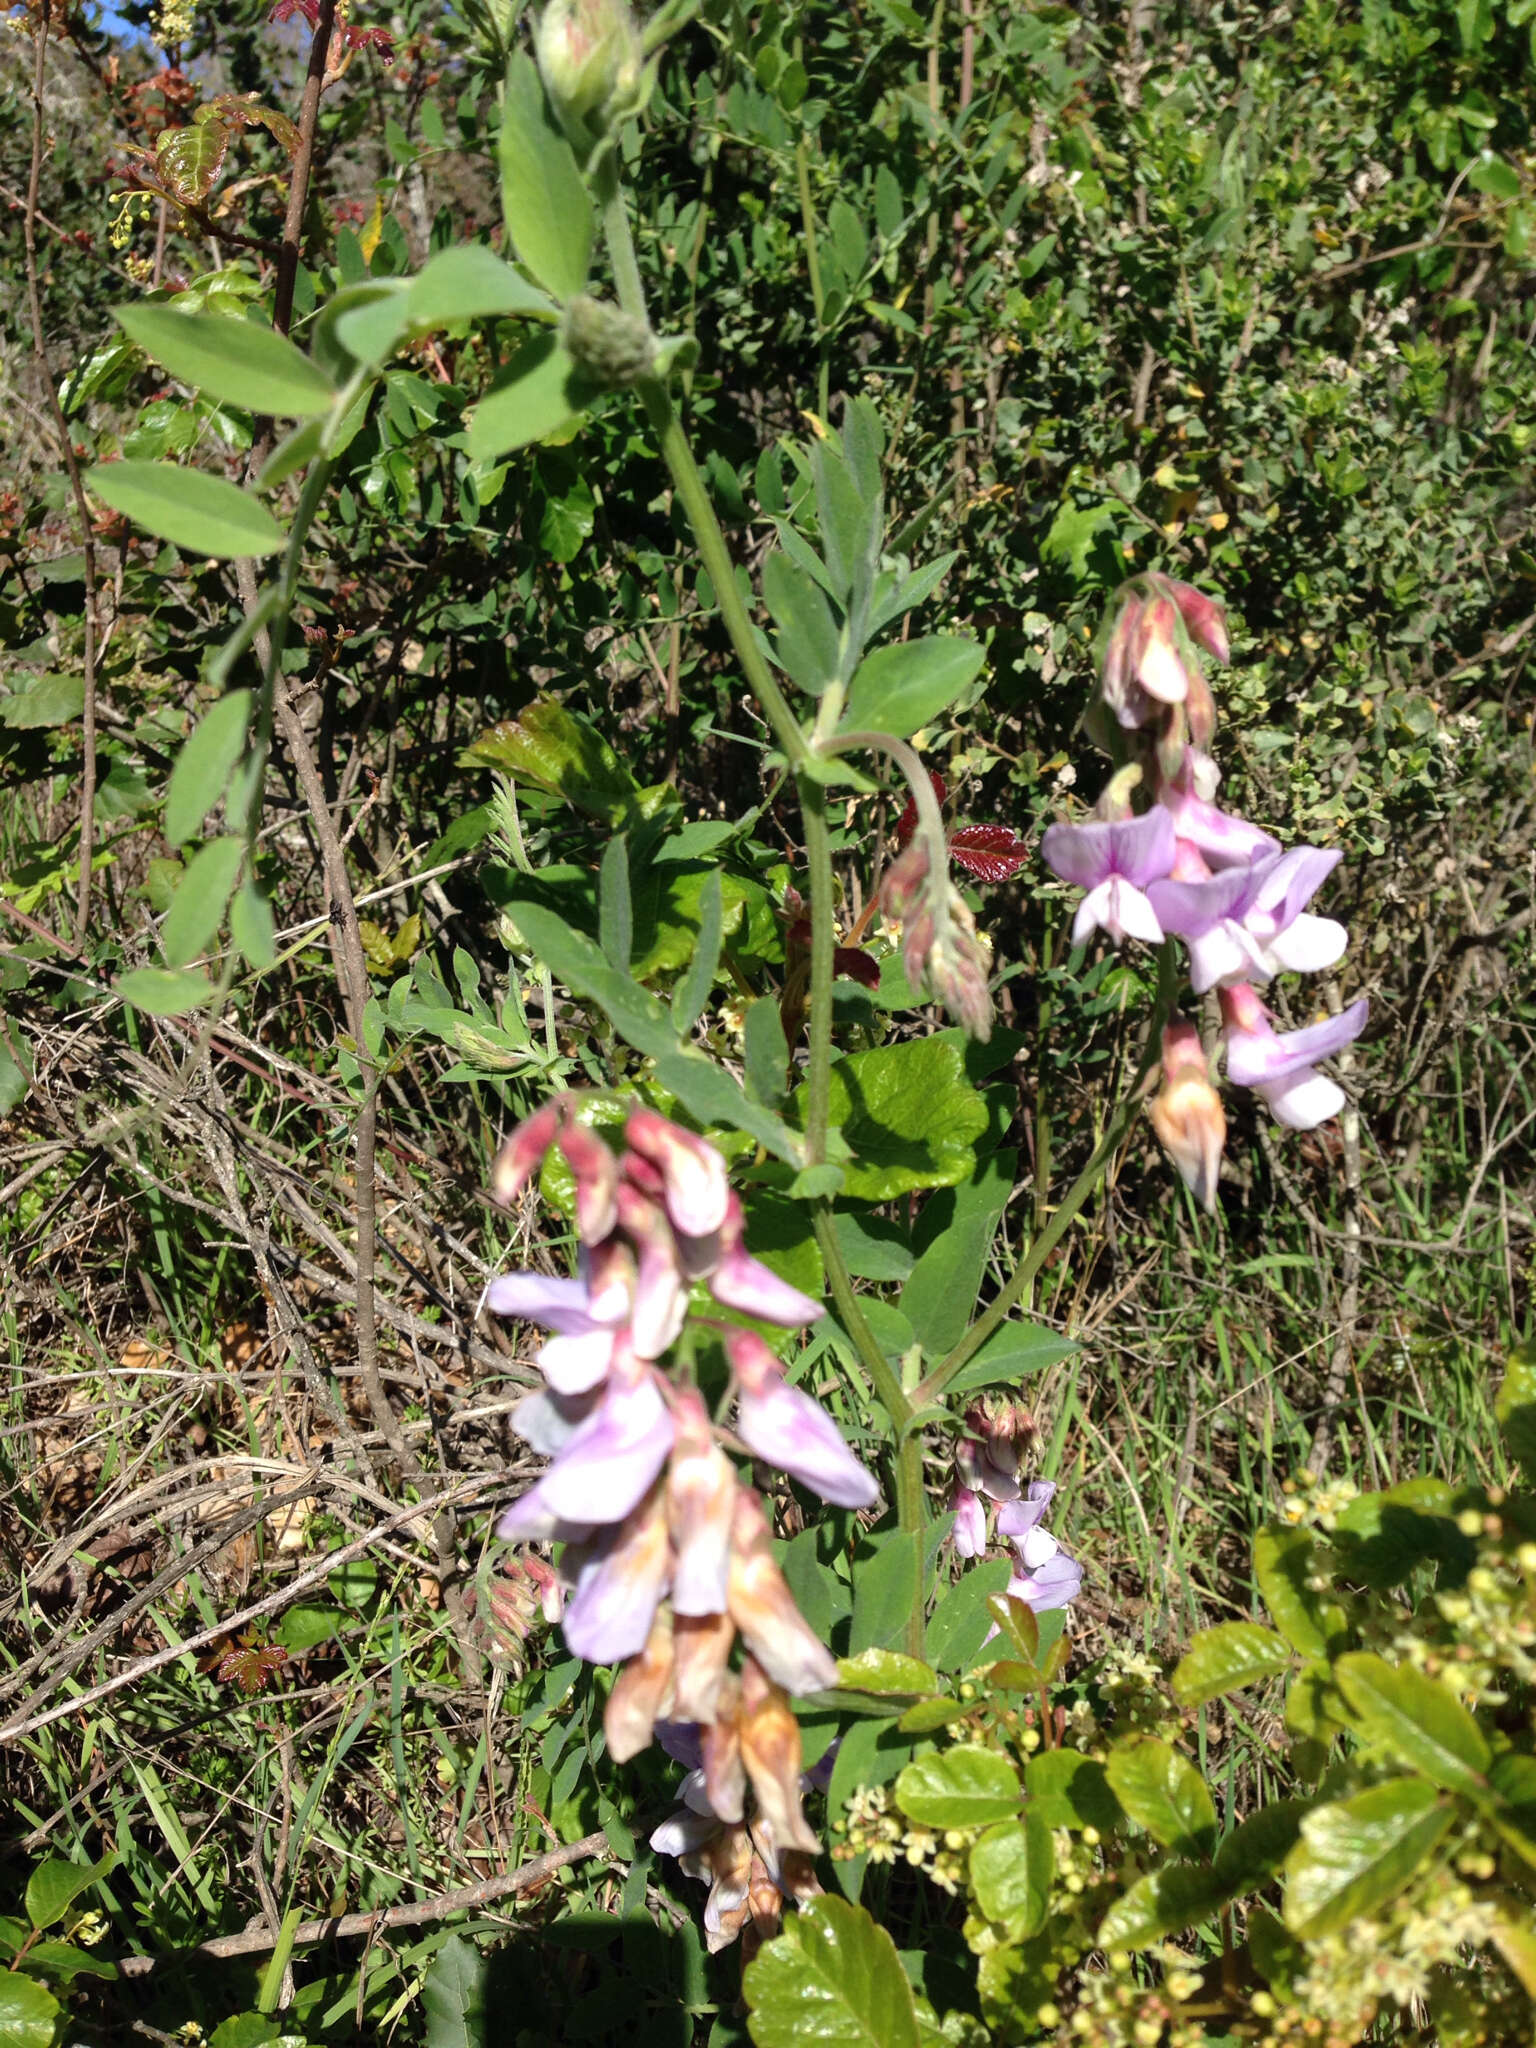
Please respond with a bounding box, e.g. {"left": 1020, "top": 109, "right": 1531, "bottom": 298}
{"left": 598, "top": 174, "right": 930, "bottom": 1632}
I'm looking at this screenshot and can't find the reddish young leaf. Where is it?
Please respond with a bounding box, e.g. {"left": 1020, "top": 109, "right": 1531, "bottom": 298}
{"left": 833, "top": 946, "right": 882, "bottom": 990}
{"left": 950, "top": 824, "right": 1031, "bottom": 883}
{"left": 216, "top": 1635, "right": 289, "bottom": 1695}
{"left": 894, "top": 769, "right": 948, "bottom": 849}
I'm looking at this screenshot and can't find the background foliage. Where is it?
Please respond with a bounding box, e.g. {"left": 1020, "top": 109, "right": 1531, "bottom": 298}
{"left": 3, "top": 0, "right": 1536, "bottom": 2041}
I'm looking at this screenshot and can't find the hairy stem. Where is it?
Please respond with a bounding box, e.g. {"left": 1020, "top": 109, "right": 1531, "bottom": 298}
{"left": 598, "top": 172, "right": 929, "bottom": 1631}
{"left": 24, "top": 0, "right": 101, "bottom": 943}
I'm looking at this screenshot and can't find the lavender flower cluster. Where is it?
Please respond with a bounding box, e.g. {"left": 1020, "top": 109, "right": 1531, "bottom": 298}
{"left": 1040, "top": 574, "right": 1368, "bottom": 1204}
{"left": 486, "top": 1098, "right": 879, "bottom": 1903}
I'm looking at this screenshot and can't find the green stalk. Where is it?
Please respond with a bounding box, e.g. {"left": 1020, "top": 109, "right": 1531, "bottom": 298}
{"left": 914, "top": 942, "right": 1179, "bottom": 1411}
{"left": 794, "top": 111, "right": 830, "bottom": 423}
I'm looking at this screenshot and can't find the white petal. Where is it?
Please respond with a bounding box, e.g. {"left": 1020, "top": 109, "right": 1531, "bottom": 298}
{"left": 1072, "top": 879, "right": 1115, "bottom": 944}
{"left": 1267, "top": 914, "right": 1347, "bottom": 976}
{"left": 1259, "top": 1068, "right": 1345, "bottom": 1130}
{"left": 1108, "top": 878, "right": 1165, "bottom": 945}
{"left": 1187, "top": 923, "right": 1254, "bottom": 995}
{"left": 1017, "top": 1528, "right": 1059, "bottom": 1570}
{"left": 538, "top": 1329, "right": 615, "bottom": 1396}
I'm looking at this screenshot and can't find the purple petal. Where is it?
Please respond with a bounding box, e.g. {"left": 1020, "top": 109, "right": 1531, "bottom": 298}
{"left": 537, "top": 1329, "right": 616, "bottom": 1395}
{"left": 562, "top": 1503, "right": 671, "bottom": 1663}
{"left": 537, "top": 1376, "right": 676, "bottom": 1525}
{"left": 650, "top": 1808, "right": 721, "bottom": 1858}
{"left": 494, "top": 1473, "right": 595, "bottom": 1545}
{"left": 1266, "top": 914, "right": 1347, "bottom": 976}
{"left": 1146, "top": 864, "right": 1255, "bottom": 939}
{"left": 1041, "top": 818, "right": 1113, "bottom": 889}
{"left": 1186, "top": 923, "right": 1265, "bottom": 995}
{"left": 736, "top": 1384, "right": 879, "bottom": 1509}
{"left": 656, "top": 1720, "right": 705, "bottom": 1771}
{"left": 1110, "top": 806, "right": 1178, "bottom": 886}
{"left": 709, "top": 1248, "right": 822, "bottom": 1326}
{"left": 483, "top": 1272, "right": 601, "bottom": 1333}
{"left": 509, "top": 1386, "right": 599, "bottom": 1457}
{"left": 996, "top": 1479, "right": 1056, "bottom": 1541}
{"left": 952, "top": 1488, "right": 986, "bottom": 1559}
{"left": 1249, "top": 846, "right": 1341, "bottom": 929}
{"left": 1225, "top": 998, "right": 1368, "bottom": 1086}
{"left": 1008, "top": 1551, "right": 1083, "bottom": 1613}
{"left": 1160, "top": 787, "right": 1280, "bottom": 869}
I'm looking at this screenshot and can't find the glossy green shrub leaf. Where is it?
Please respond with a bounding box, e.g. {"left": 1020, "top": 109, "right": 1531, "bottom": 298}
{"left": 0, "top": 1975, "right": 61, "bottom": 2048}
{"left": 162, "top": 835, "right": 244, "bottom": 967}
{"left": 461, "top": 697, "right": 638, "bottom": 819}
{"left": 498, "top": 52, "right": 593, "bottom": 300}
{"left": 797, "top": 1038, "right": 987, "bottom": 1199}
{"left": 1333, "top": 1651, "right": 1490, "bottom": 1794}
{"left": 1283, "top": 1778, "right": 1453, "bottom": 1938}
{"left": 836, "top": 1648, "right": 939, "bottom": 1696}
{"left": 116, "top": 967, "right": 215, "bottom": 1017}
{"left": 1213, "top": 1798, "right": 1312, "bottom": 1889}
{"left": 86, "top": 461, "right": 284, "bottom": 558}
{"left": 1097, "top": 1862, "right": 1230, "bottom": 1953}
{"left": 25, "top": 1851, "right": 116, "bottom": 1931}
{"left": 114, "top": 304, "right": 336, "bottom": 416}
{"left": 208, "top": 2018, "right": 283, "bottom": 2048}
{"left": 165, "top": 689, "right": 251, "bottom": 846}
{"left": 1496, "top": 1338, "right": 1536, "bottom": 1486}
{"left": 16, "top": 1938, "right": 116, "bottom": 1982}
{"left": 969, "top": 1810, "right": 1053, "bottom": 1938}
{"left": 1254, "top": 1523, "right": 1348, "bottom": 1658}
{"left": 895, "top": 1745, "right": 1020, "bottom": 1829}
{"left": 1104, "top": 1737, "right": 1217, "bottom": 1857}
{"left": 466, "top": 333, "right": 598, "bottom": 460}
{"left": 744, "top": 1895, "right": 920, "bottom": 2048}
{"left": 1172, "top": 1622, "right": 1293, "bottom": 1707}
{"left": 842, "top": 634, "right": 985, "bottom": 739}
{"left": 1025, "top": 1748, "right": 1124, "bottom": 1833}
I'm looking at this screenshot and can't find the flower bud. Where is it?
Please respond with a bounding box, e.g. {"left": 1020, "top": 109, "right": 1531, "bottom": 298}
{"left": 534, "top": 0, "right": 642, "bottom": 131}
{"left": 702, "top": 1673, "right": 746, "bottom": 1823}
{"left": 1165, "top": 578, "right": 1230, "bottom": 665}
{"left": 561, "top": 294, "right": 657, "bottom": 388}
{"left": 1131, "top": 595, "right": 1192, "bottom": 707}
{"left": 726, "top": 1486, "right": 838, "bottom": 1696}
{"left": 556, "top": 1116, "right": 619, "bottom": 1243}
{"left": 666, "top": 1387, "right": 737, "bottom": 1615}
{"left": 491, "top": 1099, "right": 562, "bottom": 1204}
{"left": 672, "top": 1608, "right": 735, "bottom": 1723}
{"left": 1148, "top": 1017, "right": 1226, "bottom": 1211}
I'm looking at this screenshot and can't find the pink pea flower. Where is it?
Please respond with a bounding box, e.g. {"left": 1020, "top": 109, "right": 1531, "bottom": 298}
{"left": 1149, "top": 1018, "right": 1227, "bottom": 1211}
{"left": 951, "top": 1486, "right": 987, "bottom": 1559}
{"left": 496, "top": 1366, "right": 675, "bottom": 1540}
{"left": 561, "top": 1484, "right": 672, "bottom": 1664}
{"left": 1150, "top": 847, "right": 1347, "bottom": 993}
{"left": 625, "top": 1107, "right": 732, "bottom": 1237}
{"left": 1040, "top": 808, "right": 1177, "bottom": 946}
{"left": 957, "top": 1429, "right": 1020, "bottom": 1505}
{"left": 996, "top": 1481, "right": 1083, "bottom": 1615}
{"left": 726, "top": 1488, "right": 838, "bottom": 1695}
{"left": 666, "top": 1387, "right": 737, "bottom": 1617}
{"left": 613, "top": 1182, "right": 689, "bottom": 1359}
{"left": 1220, "top": 984, "right": 1368, "bottom": 1130}
{"left": 483, "top": 1260, "right": 630, "bottom": 1396}
{"left": 1157, "top": 758, "right": 1280, "bottom": 871}
{"left": 727, "top": 1330, "right": 879, "bottom": 1510}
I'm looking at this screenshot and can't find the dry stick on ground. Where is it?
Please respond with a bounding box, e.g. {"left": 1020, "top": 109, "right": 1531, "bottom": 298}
{"left": 0, "top": 1476, "right": 497, "bottom": 1746}
{"left": 116, "top": 1831, "right": 611, "bottom": 1975}
{"left": 23, "top": 0, "right": 102, "bottom": 941}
